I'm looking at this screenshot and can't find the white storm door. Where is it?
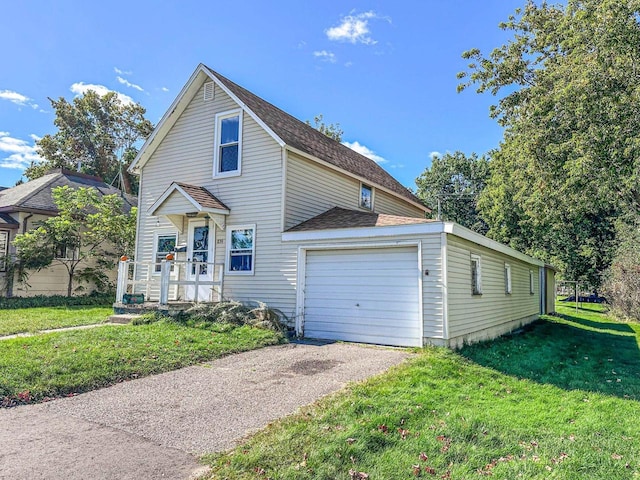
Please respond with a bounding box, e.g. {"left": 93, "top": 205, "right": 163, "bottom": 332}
{"left": 186, "top": 219, "right": 214, "bottom": 302}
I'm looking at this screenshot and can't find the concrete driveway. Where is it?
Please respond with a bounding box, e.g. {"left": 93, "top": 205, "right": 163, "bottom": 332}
{"left": 0, "top": 342, "right": 409, "bottom": 480}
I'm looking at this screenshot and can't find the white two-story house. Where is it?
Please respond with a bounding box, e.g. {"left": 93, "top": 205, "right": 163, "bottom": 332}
{"left": 122, "top": 64, "right": 555, "bottom": 348}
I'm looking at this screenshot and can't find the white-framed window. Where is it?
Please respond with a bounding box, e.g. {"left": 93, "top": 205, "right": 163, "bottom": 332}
{"left": 529, "top": 270, "right": 535, "bottom": 294}
{"left": 504, "top": 263, "right": 512, "bottom": 294}
{"left": 360, "top": 183, "right": 373, "bottom": 210}
{"left": 226, "top": 224, "right": 255, "bottom": 275}
{"left": 213, "top": 109, "right": 242, "bottom": 177}
{"left": 471, "top": 254, "right": 482, "bottom": 295}
{"left": 153, "top": 232, "right": 177, "bottom": 273}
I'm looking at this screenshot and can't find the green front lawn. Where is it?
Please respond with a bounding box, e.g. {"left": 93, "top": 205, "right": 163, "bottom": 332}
{"left": 0, "top": 306, "right": 113, "bottom": 336}
{"left": 204, "top": 304, "right": 640, "bottom": 479}
{"left": 0, "top": 320, "right": 283, "bottom": 406}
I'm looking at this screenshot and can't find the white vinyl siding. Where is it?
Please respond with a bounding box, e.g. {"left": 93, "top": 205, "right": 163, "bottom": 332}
{"left": 284, "top": 153, "right": 425, "bottom": 229}
{"left": 374, "top": 189, "right": 426, "bottom": 218}
{"left": 135, "top": 82, "right": 296, "bottom": 315}
{"left": 303, "top": 247, "right": 421, "bottom": 347}
{"left": 446, "top": 236, "right": 539, "bottom": 339}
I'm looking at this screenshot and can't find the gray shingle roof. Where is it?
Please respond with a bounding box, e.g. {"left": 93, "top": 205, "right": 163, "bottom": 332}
{"left": 0, "top": 169, "right": 137, "bottom": 213}
{"left": 287, "top": 207, "right": 435, "bottom": 232}
{"left": 205, "top": 66, "right": 427, "bottom": 210}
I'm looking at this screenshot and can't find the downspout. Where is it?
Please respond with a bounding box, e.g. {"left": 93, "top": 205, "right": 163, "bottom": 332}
{"left": 22, "top": 212, "right": 34, "bottom": 234}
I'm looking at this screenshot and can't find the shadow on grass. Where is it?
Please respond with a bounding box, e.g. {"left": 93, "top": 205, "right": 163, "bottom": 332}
{"left": 558, "top": 314, "right": 636, "bottom": 334}
{"left": 460, "top": 316, "right": 640, "bottom": 400}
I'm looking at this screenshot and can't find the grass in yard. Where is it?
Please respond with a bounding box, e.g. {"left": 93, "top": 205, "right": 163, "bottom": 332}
{"left": 0, "top": 320, "right": 283, "bottom": 406}
{"left": 0, "top": 306, "right": 113, "bottom": 336}
{"left": 203, "top": 305, "right": 640, "bottom": 479}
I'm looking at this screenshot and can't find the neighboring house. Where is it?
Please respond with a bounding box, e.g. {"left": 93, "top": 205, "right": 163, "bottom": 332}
{"left": 0, "top": 169, "right": 136, "bottom": 297}
{"left": 122, "top": 63, "right": 555, "bottom": 348}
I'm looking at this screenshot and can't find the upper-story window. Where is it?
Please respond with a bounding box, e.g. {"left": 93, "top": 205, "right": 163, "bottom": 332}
{"left": 214, "top": 110, "right": 242, "bottom": 177}
{"left": 360, "top": 183, "right": 373, "bottom": 210}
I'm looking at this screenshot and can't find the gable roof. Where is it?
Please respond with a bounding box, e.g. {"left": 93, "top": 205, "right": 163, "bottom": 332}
{"left": 148, "top": 182, "right": 230, "bottom": 216}
{"left": 204, "top": 67, "right": 426, "bottom": 209}
{"left": 287, "top": 207, "right": 435, "bottom": 232}
{"left": 130, "top": 63, "right": 428, "bottom": 212}
{"left": 0, "top": 169, "right": 137, "bottom": 214}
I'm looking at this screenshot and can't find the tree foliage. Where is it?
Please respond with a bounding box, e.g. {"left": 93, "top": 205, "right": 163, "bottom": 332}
{"left": 306, "top": 114, "right": 344, "bottom": 142}
{"left": 415, "top": 151, "right": 490, "bottom": 234}
{"left": 12, "top": 186, "right": 137, "bottom": 297}
{"left": 26, "top": 91, "right": 154, "bottom": 194}
{"left": 458, "top": 0, "right": 640, "bottom": 287}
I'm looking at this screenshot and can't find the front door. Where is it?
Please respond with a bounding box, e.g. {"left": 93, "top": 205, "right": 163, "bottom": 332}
{"left": 186, "top": 219, "right": 214, "bottom": 302}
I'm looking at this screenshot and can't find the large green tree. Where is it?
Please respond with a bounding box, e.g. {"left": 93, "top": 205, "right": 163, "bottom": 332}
{"left": 12, "top": 186, "right": 137, "bottom": 297}
{"left": 415, "top": 151, "right": 490, "bottom": 234}
{"left": 458, "top": 0, "right": 640, "bottom": 287}
{"left": 26, "top": 90, "right": 154, "bottom": 194}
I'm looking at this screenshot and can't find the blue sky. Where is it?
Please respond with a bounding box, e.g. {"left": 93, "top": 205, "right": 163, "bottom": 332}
{"left": 0, "top": 0, "right": 523, "bottom": 189}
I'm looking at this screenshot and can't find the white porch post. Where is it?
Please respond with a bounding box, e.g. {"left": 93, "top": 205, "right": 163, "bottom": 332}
{"left": 116, "top": 260, "right": 128, "bottom": 303}
{"left": 159, "top": 260, "right": 171, "bottom": 305}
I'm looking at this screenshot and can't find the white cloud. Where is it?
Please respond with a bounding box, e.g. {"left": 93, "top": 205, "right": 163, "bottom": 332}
{"left": 114, "top": 67, "right": 132, "bottom": 75}
{"left": 70, "top": 82, "right": 134, "bottom": 105}
{"left": 0, "top": 132, "right": 43, "bottom": 170}
{"left": 0, "top": 89, "right": 41, "bottom": 111}
{"left": 313, "top": 50, "right": 336, "bottom": 63}
{"left": 161, "top": 87, "right": 169, "bottom": 92}
{"left": 116, "top": 76, "right": 144, "bottom": 92}
{"left": 343, "top": 140, "right": 387, "bottom": 164}
{"left": 325, "top": 11, "right": 389, "bottom": 45}
{"left": 0, "top": 90, "right": 30, "bottom": 106}
{"left": 344, "top": 61, "right": 353, "bottom": 67}
{"left": 429, "top": 151, "right": 442, "bottom": 161}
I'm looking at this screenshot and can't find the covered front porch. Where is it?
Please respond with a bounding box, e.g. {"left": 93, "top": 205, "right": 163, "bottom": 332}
{"left": 115, "top": 181, "right": 232, "bottom": 313}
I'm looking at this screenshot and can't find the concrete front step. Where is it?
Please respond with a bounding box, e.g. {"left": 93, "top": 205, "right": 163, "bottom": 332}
{"left": 108, "top": 314, "right": 142, "bottom": 324}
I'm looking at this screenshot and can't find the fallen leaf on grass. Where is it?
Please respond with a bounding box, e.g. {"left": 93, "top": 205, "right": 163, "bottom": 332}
{"left": 349, "top": 469, "right": 369, "bottom": 479}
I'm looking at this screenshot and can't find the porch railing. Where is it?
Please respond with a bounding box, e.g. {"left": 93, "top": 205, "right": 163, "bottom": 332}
{"left": 116, "top": 259, "right": 225, "bottom": 305}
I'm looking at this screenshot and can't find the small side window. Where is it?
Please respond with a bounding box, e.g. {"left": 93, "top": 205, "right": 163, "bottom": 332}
{"left": 529, "top": 270, "right": 535, "bottom": 294}
{"left": 504, "top": 263, "right": 512, "bottom": 294}
{"left": 360, "top": 184, "right": 373, "bottom": 210}
{"left": 471, "top": 254, "right": 482, "bottom": 295}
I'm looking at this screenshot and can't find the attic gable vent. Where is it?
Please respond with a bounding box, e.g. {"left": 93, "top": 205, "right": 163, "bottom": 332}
{"left": 203, "top": 82, "right": 215, "bottom": 101}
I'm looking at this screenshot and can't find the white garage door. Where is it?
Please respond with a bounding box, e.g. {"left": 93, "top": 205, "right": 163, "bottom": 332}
{"left": 303, "top": 246, "right": 422, "bottom": 347}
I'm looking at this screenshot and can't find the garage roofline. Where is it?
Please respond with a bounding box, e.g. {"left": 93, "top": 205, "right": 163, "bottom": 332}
{"left": 282, "top": 221, "right": 544, "bottom": 267}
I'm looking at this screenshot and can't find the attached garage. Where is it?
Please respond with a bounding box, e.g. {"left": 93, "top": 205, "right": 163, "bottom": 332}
{"left": 301, "top": 246, "right": 422, "bottom": 347}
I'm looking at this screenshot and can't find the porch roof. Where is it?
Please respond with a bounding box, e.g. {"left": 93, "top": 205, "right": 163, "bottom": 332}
{"left": 148, "top": 182, "right": 230, "bottom": 216}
